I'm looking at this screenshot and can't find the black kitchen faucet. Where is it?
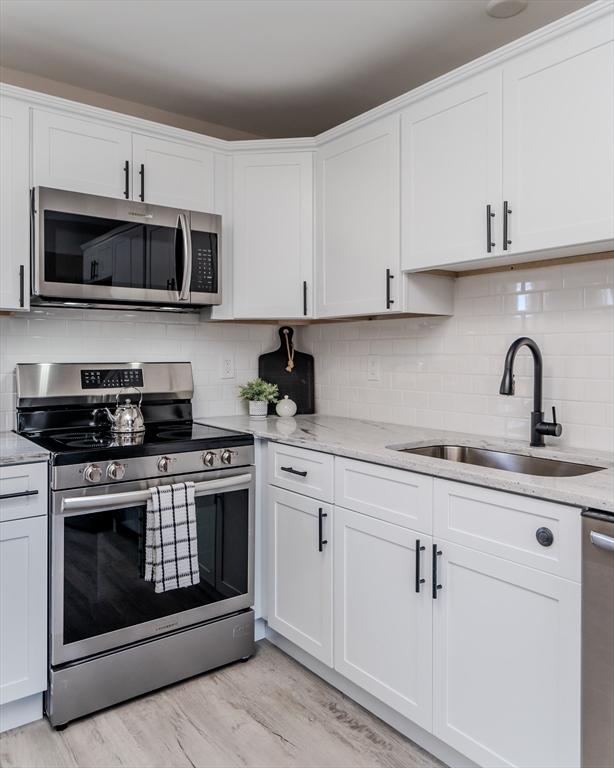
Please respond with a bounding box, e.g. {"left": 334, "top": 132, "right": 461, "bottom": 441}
{"left": 499, "top": 336, "right": 562, "bottom": 447}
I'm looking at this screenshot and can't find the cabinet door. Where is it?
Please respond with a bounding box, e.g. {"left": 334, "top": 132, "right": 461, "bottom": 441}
{"left": 317, "top": 116, "right": 400, "bottom": 318}
{"left": 433, "top": 541, "right": 580, "bottom": 768}
{"left": 32, "top": 110, "right": 131, "bottom": 199}
{"left": 0, "top": 97, "right": 30, "bottom": 311}
{"left": 267, "top": 487, "right": 332, "bottom": 665}
{"left": 233, "top": 152, "right": 313, "bottom": 318}
{"left": 334, "top": 506, "right": 433, "bottom": 729}
{"left": 401, "top": 69, "right": 503, "bottom": 270}
{"left": 132, "top": 134, "right": 214, "bottom": 211}
{"left": 503, "top": 14, "right": 614, "bottom": 255}
{"left": 0, "top": 516, "right": 47, "bottom": 705}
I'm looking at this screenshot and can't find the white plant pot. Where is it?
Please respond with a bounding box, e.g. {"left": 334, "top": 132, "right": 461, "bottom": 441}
{"left": 248, "top": 400, "right": 268, "bottom": 418}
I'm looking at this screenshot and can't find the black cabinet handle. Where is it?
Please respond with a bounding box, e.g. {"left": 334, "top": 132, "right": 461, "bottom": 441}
{"left": 503, "top": 200, "right": 512, "bottom": 250}
{"left": 0, "top": 489, "right": 38, "bottom": 501}
{"left": 486, "top": 204, "right": 495, "bottom": 253}
{"left": 139, "top": 163, "right": 145, "bottom": 202}
{"left": 280, "top": 466, "right": 307, "bottom": 478}
{"left": 19, "top": 264, "right": 25, "bottom": 308}
{"left": 415, "top": 539, "right": 426, "bottom": 593}
{"left": 432, "top": 544, "right": 443, "bottom": 599}
{"left": 303, "top": 281, "right": 308, "bottom": 316}
{"left": 318, "top": 508, "right": 328, "bottom": 552}
{"left": 124, "top": 160, "right": 130, "bottom": 199}
{"left": 386, "top": 268, "right": 394, "bottom": 309}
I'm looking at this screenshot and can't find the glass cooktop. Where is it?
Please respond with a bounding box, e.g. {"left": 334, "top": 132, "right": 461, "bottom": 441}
{"left": 19, "top": 422, "right": 252, "bottom": 465}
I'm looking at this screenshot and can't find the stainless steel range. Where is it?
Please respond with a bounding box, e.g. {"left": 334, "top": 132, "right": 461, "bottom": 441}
{"left": 16, "top": 362, "right": 255, "bottom": 728}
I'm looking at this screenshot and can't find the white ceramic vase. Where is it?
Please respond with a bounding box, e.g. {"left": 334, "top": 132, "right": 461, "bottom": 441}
{"left": 248, "top": 400, "right": 268, "bottom": 418}
{"left": 275, "top": 395, "right": 297, "bottom": 417}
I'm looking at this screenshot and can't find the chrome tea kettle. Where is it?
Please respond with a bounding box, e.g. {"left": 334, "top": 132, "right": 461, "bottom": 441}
{"left": 98, "top": 387, "right": 146, "bottom": 434}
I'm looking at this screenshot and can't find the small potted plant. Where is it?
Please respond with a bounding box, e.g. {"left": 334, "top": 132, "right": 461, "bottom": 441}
{"left": 238, "top": 378, "right": 279, "bottom": 418}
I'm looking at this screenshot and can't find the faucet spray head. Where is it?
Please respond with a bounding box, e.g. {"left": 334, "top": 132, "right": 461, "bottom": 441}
{"left": 499, "top": 368, "right": 515, "bottom": 395}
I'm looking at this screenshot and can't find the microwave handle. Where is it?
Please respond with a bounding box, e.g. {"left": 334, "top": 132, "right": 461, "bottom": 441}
{"left": 178, "top": 213, "right": 192, "bottom": 301}
{"left": 61, "top": 472, "right": 252, "bottom": 513}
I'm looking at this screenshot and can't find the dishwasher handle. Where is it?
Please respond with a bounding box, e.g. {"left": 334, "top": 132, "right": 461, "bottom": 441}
{"left": 590, "top": 530, "right": 614, "bottom": 553}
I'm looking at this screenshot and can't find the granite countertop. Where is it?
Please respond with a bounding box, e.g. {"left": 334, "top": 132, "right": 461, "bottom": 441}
{"left": 196, "top": 414, "right": 614, "bottom": 513}
{"left": 0, "top": 431, "right": 49, "bottom": 467}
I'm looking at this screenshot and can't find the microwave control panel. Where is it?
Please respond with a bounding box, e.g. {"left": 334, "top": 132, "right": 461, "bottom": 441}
{"left": 191, "top": 232, "right": 218, "bottom": 294}
{"left": 81, "top": 368, "right": 144, "bottom": 390}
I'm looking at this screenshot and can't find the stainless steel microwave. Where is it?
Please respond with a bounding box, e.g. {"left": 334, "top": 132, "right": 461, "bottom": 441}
{"left": 32, "top": 187, "right": 222, "bottom": 310}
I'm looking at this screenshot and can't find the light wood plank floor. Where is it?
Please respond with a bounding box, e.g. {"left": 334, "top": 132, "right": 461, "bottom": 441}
{"left": 0, "top": 641, "right": 444, "bottom": 768}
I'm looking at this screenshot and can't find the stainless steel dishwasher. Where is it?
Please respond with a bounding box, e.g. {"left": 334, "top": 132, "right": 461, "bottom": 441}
{"left": 582, "top": 509, "right": 614, "bottom": 768}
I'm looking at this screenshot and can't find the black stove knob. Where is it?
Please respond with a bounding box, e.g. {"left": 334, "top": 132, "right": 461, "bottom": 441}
{"left": 84, "top": 464, "right": 103, "bottom": 483}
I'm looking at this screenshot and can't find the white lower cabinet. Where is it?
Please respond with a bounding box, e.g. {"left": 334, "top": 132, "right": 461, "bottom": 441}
{"left": 333, "top": 506, "right": 433, "bottom": 729}
{"left": 267, "top": 486, "right": 332, "bottom": 665}
{"left": 0, "top": 516, "right": 47, "bottom": 707}
{"left": 265, "top": 452, "right": 582, "bottom": 768}
{"left": 432, "top": 541, "right": 581, "bottom": 768}
{"left": 0, "top": 463, "right": 48, "bottom": 731}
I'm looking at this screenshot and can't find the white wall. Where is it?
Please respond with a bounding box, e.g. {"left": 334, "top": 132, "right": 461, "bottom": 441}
{"left": 0, "top": 308, "right": 277, "bottom": 431}
{"left": 300, "top": 259, "right": 614, "bottom": 452}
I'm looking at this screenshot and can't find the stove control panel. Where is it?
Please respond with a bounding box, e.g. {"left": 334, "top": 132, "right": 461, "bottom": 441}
{"left": 80, "top": 368, "right": 144, "bottom": 390}
{"left": 55, "top": 446, "right": 255, "bottom": 490}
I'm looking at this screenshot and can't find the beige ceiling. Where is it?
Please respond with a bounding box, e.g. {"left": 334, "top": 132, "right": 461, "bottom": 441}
{"left": 0, "top": 0, "right": 594, "bottom": 138}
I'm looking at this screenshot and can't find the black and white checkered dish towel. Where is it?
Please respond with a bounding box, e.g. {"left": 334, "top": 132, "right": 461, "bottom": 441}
{"left": 144, "top": 482, "right": 200, "bottom": 593}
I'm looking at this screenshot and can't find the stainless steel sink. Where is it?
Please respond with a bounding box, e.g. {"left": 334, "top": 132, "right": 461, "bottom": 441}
{"left": 392, "top": 445, "right": 604, "bottom": 477}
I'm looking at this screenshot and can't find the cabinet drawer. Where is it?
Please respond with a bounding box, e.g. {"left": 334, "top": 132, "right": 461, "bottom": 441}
{"left": 0, "top": 463, "right": 48, "bottom": 523}
{"left": 434, "top": 479, "right": 581, "bottom": 581}
{"left": 268, "top": 443, "right": 334, "bottom": 502}
{"left": 335, "top": 458, "right": 432, "bottom": 534}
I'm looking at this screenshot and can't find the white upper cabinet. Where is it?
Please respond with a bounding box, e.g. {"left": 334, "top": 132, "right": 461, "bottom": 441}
{"left": 0, "top": 97, "right": 30, "bottom": 312}
{"left": 316, "top": 116, "right": 400, "bottom": 318}
{"left": 233, "top": 152, "right": 313, "bottom": 318}
{"left": 32, "top": 111, "right": 215, "bottom": 212}
{"left": 502, "top": 14, "right": 614, "bottom": 256}
{"left": 132, "top": 134, "right": 214, "bottom": 211}
{"left": 33, "top": 110, "right": 132, "bottom": 200}
{"left": 401, "top": 69, "right": 503, "bottom": 270}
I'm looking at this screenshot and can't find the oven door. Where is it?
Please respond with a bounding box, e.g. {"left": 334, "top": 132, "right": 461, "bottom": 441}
{"left": 34, "top": 187, "right": 193, "bottom": 306}
{"left": 51, "top": 467, "right": 254, "bottom": 666}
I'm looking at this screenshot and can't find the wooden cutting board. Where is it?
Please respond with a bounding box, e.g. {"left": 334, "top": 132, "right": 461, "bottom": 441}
{"left": 258, "top": 326, "right": 315, "bottom": 415}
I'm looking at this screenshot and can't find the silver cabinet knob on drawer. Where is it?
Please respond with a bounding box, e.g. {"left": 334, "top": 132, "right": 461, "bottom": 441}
{"left": 157, "top": 456, "right": 173, "bottom": 473}
{"left": 107, "top": 462, "right": 126, "bottom": 481}
{"left": 84, "top": 464, "right": 103, "bottom": 483}
{"left": 203, "top": 451, "right": 217, "bottom": 467}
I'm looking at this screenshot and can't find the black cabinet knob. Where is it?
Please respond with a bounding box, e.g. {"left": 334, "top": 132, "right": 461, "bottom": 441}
{"left": 536, "top": 527, "right": 554, "bottom": 547}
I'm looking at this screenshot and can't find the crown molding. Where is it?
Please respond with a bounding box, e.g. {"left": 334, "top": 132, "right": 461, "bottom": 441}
{"left": 315, "top": 0, "right": 614, "bottom": 144}
{"left": 1, "top": 1, "right": 612, "bottom": 153}
{"left": 0, "top": 81, "right": 232, "bottom": 152}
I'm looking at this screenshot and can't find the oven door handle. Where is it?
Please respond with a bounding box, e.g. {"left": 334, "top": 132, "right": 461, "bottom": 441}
{"left": 178, "top": 212, "right": 192, "bottom": 302}
{"left": 61, "top": 473, "right": 252, "bottom": 513}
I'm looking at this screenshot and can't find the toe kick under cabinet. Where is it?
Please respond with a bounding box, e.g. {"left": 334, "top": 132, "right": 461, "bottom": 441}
{"left": 265, "top": 447, "right": 582, "bottom": 768}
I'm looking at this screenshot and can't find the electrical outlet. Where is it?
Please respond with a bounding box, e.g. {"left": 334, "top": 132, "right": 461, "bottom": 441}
{"left": 367, "top": 355, "right": 380, "bottom": 381}
{"left": 221, "top": 357, "right": 235, "bottom": 379}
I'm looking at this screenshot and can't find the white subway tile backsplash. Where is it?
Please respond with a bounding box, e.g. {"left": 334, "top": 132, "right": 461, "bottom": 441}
{"left": 0, "top": 308, "right": 278, "bottom": 428}
{"left": 302, "top": 258, "right": 614, "bottom": 452}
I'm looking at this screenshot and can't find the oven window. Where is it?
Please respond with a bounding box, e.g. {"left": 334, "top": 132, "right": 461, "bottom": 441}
{"left": 62, "top": 490, "right": 249, "bottom": 645}
{"left": 44, "top": 210, "right": 183, "bottom": 291}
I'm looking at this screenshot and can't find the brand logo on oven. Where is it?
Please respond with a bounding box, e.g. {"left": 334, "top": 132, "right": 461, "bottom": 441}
{"left": 155, "top": 621, "right": 179, "bottom": 633}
